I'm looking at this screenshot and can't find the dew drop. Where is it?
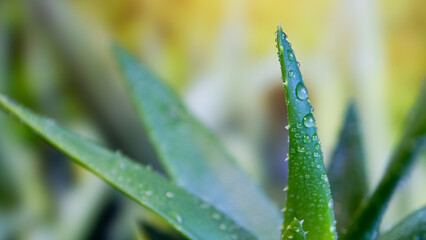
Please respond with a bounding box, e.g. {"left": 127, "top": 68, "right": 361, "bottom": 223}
{"left": 279, "top": 45, "right": 284, "bottom": 51}
{"left": 295, "top": 83, "right": 308, "bottom": 100}
{"left": 212, "top": 213, "right": 221, "bottom": 220}
{"left": 285, "top": 125, "right": 290, "bottom": 130}
{"left": 303, "top": 114, "right": 315, "bottom": 128}
{"left": 296, "top": 122, "right": 302, "bottom": 128}
{"left": 145, "top": 190, "right": 153, "bottom": 196}
{"left": 166, "top": 192, "right": 175, "bottom": 198}
{"left": 297, "top": 147, "right": 305, "bottom": 152}
{"left": 313, "top": 151, "right": 320, "bottom": 157}
{"left": 288, "top": 70, "right": 294, "bottom": 78}
{"left": 303, "top": 135, "right": 310, "bottom": 143}
{"left": 287, "top": 50, "right": 294, "bottom": 61}
{"left": 169, "top": 212, "right": 183, "bottom": 223}
{"left": 314, "top": 143, "right": 321, "bottom": 150}
{"left": 46, "top": 119, "right": 56, "bottom": 127}
{"left": 200, "top": 202, "right": 210, "bottom": 209}
{"left": 120, "top": 163, "right": 126, "bottom": 170}
{"left": 219, "top": 223, "right": 227, "bottom": 230}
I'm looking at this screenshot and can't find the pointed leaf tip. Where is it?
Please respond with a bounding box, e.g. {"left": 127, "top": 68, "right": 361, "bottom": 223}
{"left": 275, "top": 26, "right": 337, "bottom": 240}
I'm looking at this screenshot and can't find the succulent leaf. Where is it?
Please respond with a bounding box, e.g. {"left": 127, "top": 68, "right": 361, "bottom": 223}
{"left": 0, "top": 93, "right": 256, "bottom": 240}
{"left": 343, "top": 82, "right": 426, "bottom": 240}
{"left": 328, "top": 102, "right": 368, "bottom": 235}
{"left": 275, "top": 26, "right": 337, "bottom": 240}
{"left": 378, "top": 206, "right": 426, "bottom": 240}
{"left": 114, "top": 46, "right": 281, "bottom": 240}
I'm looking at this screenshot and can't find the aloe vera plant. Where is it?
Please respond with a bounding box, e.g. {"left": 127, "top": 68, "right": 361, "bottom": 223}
{"left": 275, "top": 26, "right": 337, "bottom": 240}
{"left": 0, "top": 25, "right": 425, "bottom": 240}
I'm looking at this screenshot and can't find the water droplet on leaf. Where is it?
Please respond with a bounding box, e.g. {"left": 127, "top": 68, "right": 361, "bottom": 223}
{"left": 288, "top": 50, "right": 294, "bottom": 61}
{"left": 296, "top": 83, "right": 308, "bottom": 100}
{"left": 303, "top": 135, "right": 310, "bottom": 143}
{"left": 303, "top": 114, "right": 315, "bottom": 128}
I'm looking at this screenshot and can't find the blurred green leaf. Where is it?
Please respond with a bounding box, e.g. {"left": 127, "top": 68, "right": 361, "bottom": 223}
{"left": 27, "top": 0, "right": 158, "bottom": 167}
{"left": 113, "top": 46, "right": 281, "bottom": 240}
{"left": 0, "top": 93, "right": 256, "bottom": 240}
{"left": 276, "top": 26, "right": 337, "bottom": 240}
{"left": 378, "top": 206, "right": 426, "bottom": 240}
{"left": 343, "top": 82, "right": 426, "bottom": 240}
{"left": 327, "top": 102, "right": 368, "bottom": 235}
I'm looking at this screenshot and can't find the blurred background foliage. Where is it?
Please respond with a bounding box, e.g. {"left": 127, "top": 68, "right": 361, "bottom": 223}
{"left": 0, "top": 0, "right": 425, "bottom": 239}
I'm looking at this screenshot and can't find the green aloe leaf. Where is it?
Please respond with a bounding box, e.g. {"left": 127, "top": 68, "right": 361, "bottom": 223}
{"left": 327, "top": 102, "right": 368, "bottom": 235}
{"left": 0, "top": 94, "right": 255, "bottom": 240}
{"left": 275, "top": 26, "right": 337, "bottom": 240}
{"left": 113, "top": 46, "right": 281, "bottom": 240}
{"left": 378, "top": 206, "right": 426, "bottom": 240}
{"left": 343, "top": 82, "right": 426, "bottom": 240}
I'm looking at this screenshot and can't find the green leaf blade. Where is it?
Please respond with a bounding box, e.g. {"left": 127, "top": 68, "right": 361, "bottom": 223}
{"left": 378, "top": 206, "right": 426, "bottom": 240}
{"left": 343, "top": 82, "right": 426, "bottom": 240}
{"left": 328, "top": 102, "right": 368, "bottom": 235}
{"left": 113, "top": 46, "right": 281, "bottom": 240}
{"left": 0, "top": 94, "right": 256, "bottom": 240}
{"left": 275, "top": 26, "right": 337, "bottom": 240}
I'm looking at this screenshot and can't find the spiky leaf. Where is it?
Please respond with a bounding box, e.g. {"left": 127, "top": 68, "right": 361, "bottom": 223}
{"left": 328, "top": 102, "right": 368, "bottom": 234}
{"left": 275, "top": 26, "right": 337, "bottom": 240}
{"left": 0, "top": 93, "right": 256, "bottom": 240}
{"left": 113, "top": 46, "right": 281, "bottom": 240}
{"left": 343, "top": 82, "right": 426, "bottom": 240}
